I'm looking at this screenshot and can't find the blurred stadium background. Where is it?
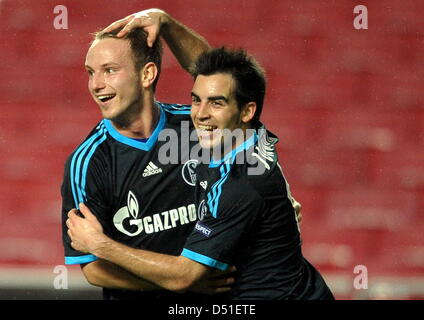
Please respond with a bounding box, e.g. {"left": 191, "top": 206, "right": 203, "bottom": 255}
{"left": 0, "top": 0, "right": 423, "bottom": 300}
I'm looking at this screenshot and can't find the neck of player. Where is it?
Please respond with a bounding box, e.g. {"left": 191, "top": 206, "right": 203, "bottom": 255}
{"left": 213, "top": 124, "right": 255, "bottom": 161}
{"left": 111, "top": 91, "right": 159, "bottom": 140}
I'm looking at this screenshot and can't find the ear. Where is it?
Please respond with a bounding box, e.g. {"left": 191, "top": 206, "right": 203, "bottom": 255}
{"left": 140, "top": 62, "right": 158, "bottom": 89}
{"left": 240, "top": 102, "right": 257, "bottom": 124}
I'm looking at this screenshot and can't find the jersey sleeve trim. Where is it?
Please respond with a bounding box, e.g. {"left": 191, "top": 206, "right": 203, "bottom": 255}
{"left": 65, "top": 254, "right": 98, "bottom": 265}
{"left": 70, "top": 123, "right": 108, "bottom": 208}
{"left": 181, "top": 248, "right": 228, "bottom": 271}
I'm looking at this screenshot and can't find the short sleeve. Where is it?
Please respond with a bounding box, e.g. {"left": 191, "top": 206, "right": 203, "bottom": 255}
{"left": 181, "top": 186, "right": 264, "bottom": 271}
{"left": 61, "top": 148, "right": 109, "bottom": 265}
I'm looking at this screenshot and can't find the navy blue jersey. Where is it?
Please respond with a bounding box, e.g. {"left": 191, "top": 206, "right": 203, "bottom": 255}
{"left": 61, "top": 102, "right": 208, "bottom": 300}
{"left": 181, "top": 128, "right": 334, "bottom": 300}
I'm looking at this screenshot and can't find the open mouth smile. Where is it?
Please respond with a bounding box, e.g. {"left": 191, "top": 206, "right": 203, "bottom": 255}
{"left": 97, "top": 94, "right": 116, "bottom": 103}
{"left": 196, "top": 125, "right": 221, "bottom": 139}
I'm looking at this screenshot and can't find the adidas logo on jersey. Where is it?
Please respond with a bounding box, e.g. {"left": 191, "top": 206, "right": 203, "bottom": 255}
{"left": 200, "top": 181, "right": 208, "bottom": 190}
{"left": 143, "top": 161, "right": 163, "bottom": 177}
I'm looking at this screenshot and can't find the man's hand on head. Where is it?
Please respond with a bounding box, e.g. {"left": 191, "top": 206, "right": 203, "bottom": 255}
{"left": 102, "top": 8, "right": 169, "bottom": 47}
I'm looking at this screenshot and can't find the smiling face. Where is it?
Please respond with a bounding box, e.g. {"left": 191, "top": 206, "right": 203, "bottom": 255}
{"left": 85, "top": 38, "right": 143, "bottom": 122}
{"left": 191, "top": 73, "right": 255, "bottom": 152}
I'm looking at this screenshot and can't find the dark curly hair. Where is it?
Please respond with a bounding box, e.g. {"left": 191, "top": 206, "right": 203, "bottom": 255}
{"left": 191, "top": 47, "right": 266, "bottom": 126}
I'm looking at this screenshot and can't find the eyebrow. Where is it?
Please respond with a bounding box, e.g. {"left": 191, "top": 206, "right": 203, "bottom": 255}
{"left": 84, "top": 62, "right": 120, "bottom": 69}
{"left": 191, "top": 92, "right": 229, "bottom": 102}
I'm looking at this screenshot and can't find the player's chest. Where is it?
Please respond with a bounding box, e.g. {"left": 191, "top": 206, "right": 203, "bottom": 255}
{"left": 104, "top": 149, "right": 200, "bottom": 238}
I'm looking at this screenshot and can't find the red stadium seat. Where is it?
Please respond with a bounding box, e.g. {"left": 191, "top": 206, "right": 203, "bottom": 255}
{"left": 1, "top": 1, "right": 423, "bottom": 291}
{"left": 320, "top": 110, "right": 418, "bottom": 151}
{"left": 367, "top": 146, "right": 424, "bottom": 189}
{"left": 323, "top": 188, "right": 420, "bottom": 231}
{"left": 301, "top": 227, "right": 374, "bottom": 272}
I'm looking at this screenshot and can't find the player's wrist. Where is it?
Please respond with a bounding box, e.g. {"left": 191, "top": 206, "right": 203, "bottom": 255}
{"left": 90, "top": 234, "right": 112, "bottom": 258}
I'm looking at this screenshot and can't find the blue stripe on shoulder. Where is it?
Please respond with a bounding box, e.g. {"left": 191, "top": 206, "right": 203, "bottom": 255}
{"left": 158, "top": 102, "right": 191, "bottom": 114}
{"left": 207, "top": 163, "right": 231, "bottom": 218}
{"left": 65, "top": 254, "right": 98, "bottom": 265}
{"left": 181, "top": 249, "right": 228, "bottom": 271}
{"left": 164, "top": 110, "right": 191, "bottom": 115}
{"left": 69, "top": 123, "right": 107, "bottom": 208}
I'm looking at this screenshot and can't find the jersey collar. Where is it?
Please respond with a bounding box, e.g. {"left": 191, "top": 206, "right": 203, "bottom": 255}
{"left": 102, "top": 103, "right": 166, "bottom": 151}
{"left": 209, "top": 132, "right": 258, "bottom": 168}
